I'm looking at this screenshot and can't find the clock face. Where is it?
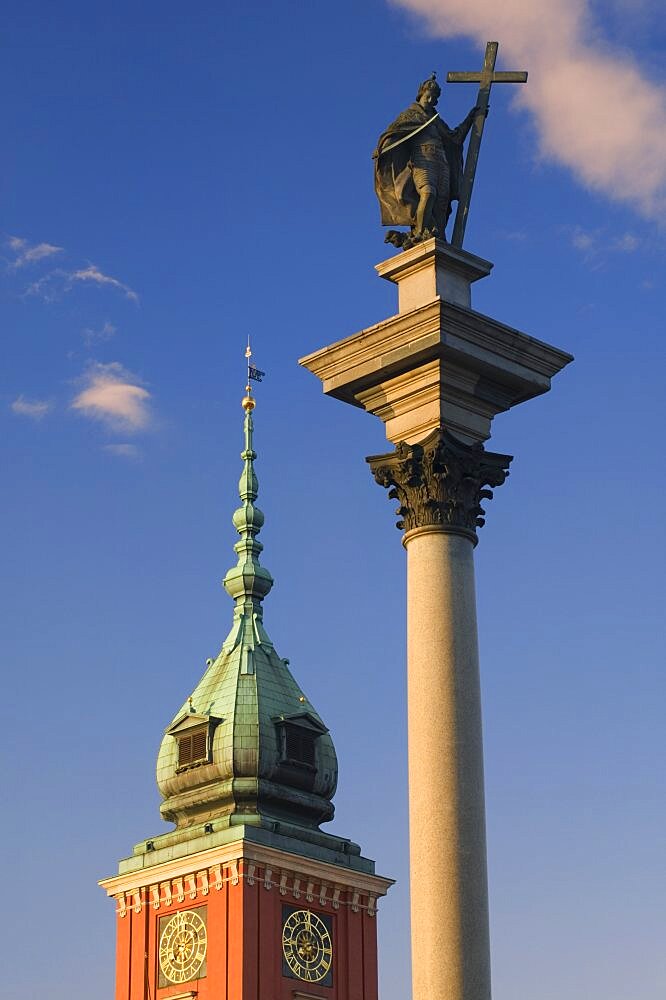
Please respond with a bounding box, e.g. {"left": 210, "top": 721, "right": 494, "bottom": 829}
{"left": 282, "top": 907, "right": 333, "bottom": 985}
{"left": 158, "top": 907, "right": 207, "bottom": 985}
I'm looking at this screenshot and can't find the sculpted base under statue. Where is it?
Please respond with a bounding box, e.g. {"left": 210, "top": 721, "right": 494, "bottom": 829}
{"left": 373, "top": 74, "right": 479, "bottom": 249}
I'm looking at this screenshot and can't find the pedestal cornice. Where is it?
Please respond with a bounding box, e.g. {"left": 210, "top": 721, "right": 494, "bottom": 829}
{"left": 367, "top": 427, "right": 512, "bottom": 544}
{"left": 300, "top": 298, "right": 573, "bottom": 445}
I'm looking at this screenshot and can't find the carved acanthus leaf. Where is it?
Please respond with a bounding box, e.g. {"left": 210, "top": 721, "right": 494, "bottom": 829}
{"left": 367, "top": 427, "right": 512, "bottom": 541}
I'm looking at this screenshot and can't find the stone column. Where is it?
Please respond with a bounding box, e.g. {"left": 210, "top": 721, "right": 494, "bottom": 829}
{"left": 368, "top": 429, "right": 511, "bottom": 1000}
{"left": 300, "top": 239, "right": 572, "bottom": 1000}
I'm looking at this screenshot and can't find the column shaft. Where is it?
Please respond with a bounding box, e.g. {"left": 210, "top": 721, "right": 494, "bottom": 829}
{"left": 405, "top": 528, "right": 490, "bottom": 1000}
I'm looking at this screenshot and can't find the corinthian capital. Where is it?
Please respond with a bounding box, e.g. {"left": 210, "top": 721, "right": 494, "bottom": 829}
{"left": 367, "top": 427, "right": 512, "bottom": 543}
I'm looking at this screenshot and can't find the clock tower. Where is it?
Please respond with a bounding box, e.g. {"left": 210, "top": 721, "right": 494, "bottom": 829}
{"left": 100, "top": 374, "right": 393, "bottom": 1000}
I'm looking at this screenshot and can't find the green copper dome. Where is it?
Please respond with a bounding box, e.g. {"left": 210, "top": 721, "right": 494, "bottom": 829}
{"left": 156, "top": 394, "right": 338, "bottom": 841}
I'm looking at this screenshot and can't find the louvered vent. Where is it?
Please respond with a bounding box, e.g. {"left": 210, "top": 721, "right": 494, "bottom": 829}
{"left": 284, "top": 727, "right": 316, "bottom": 767}
{"left": 177, "top": 727, "right": 209, "bottom": 768}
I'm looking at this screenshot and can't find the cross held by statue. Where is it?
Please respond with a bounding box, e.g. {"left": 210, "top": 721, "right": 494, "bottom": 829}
{"left": 447, "top": 41, "right": 527, "bottom": 248}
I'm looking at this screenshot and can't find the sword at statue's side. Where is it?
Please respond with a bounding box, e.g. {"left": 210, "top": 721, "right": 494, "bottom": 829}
{"left": 447, "top": 41, "right": 527, "bottom": 249}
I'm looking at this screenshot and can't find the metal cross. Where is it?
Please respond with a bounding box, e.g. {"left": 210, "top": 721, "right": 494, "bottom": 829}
{"left": 447, "top": 42, "right": 527, "bottom": 248}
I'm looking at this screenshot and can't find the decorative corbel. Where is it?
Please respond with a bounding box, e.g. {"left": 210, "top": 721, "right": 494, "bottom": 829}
{"left": 150, "top": 885, "right": 160, "bottom": 910}
{"left": 264, "top": 867, "right": 273, "bottom": 890}
{"left": 115, "top": 893, "right": 127, "bottom": 918}
{"left": 332, "top": 887, "right": 341, "bottom": 910}
{"left": 246, "top": 863, "right": 256, "bottom": 886}
{"left": 351, "top": 891, "right": 360, "bottom": 913}
{"left": 306, "top": 880, "right": 314, "bottom": 902}
{"left": 293, "top": 878, "right": 301, "bottom": 900}
{"left": 199, "top": 870, "right": 209, "bottom": 896}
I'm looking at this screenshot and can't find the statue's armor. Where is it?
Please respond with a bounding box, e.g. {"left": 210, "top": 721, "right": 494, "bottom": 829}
{"left": 373, "top": 101, "right": 470, "bottom": 232}
{"left": 410, "top": 121, "right": 451, "bottom": 231}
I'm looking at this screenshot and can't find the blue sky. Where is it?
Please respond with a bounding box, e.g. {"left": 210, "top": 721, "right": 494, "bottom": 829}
{"left": 2, "top": 2, "right": 665, "bottom": 998}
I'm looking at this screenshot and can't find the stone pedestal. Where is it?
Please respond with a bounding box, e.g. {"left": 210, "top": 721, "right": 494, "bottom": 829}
{"left": 300, "top": 238, "right": 571, "bottom": 446}
{"left": 300, "top": 240, "right": 572, "bottom": 1000}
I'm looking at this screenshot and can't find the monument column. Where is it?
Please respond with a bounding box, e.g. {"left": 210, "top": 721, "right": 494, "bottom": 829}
{"left": 368, "top": 429, "right": 510, "bottom": 1000}
{"left": 300, "top": 237, "right": 572, "bottom": 1000}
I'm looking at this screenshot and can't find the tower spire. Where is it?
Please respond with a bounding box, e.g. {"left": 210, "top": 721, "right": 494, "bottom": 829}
{"left": 154, "top": 340, "right": 340, "bottom": 844}
{"left": 222, "top": 342, "right": 273, "bottom": 652}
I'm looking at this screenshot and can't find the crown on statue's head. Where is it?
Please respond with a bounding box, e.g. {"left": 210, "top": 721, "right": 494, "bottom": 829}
{"left": 416, "top": 71, "right": 441, "bottom": 100}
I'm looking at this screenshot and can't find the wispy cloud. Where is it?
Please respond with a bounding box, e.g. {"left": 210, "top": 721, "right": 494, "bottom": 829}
{"left": 571, "top": 228, "right": 596, "bottom": 254}
{"left": 71, "top": 265, "right": 139, "bottom": 304}
{"left": 612, "top": 232, "right": 640, "bottom": 253}
{"left": 7, "top": 235, "right": 63, "bottom": 268}
{"left": 24, "top": 263, "right": 139, "bottom": 305}
{"left": 71, "top": 362, "right": 151, "bottom": 432}
{"left": 24, "top": 269, "right": 69, "bottom": 302}
{"left": 5, "top": 236, "right": 139, "bottom": 305}
{"left": 565, "top": 225, "right": 641, "bottom": 265}
{"left": 82, "top": 320, "right": 117, "bottom": 345}
{"left": 390, "top": 0, "right": 666, "bottom": 218}
{"left": 11, "top": 395, "right": 53, "bottom": 420}
{"left": 103, "top": 443, "right": 141, "bottom": 460}
{"left": 499, "top": 229, "right": 528, "bottom": 242}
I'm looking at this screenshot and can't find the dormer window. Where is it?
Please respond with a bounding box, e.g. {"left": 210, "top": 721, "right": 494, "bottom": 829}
{"left": 177, "top": 726, "right": 208, "bottom": 768}
{"left": 165, "top": 711, "right": 222, "bottom": 773}
{"left": 283, "top": 726, "right": 316, "bottom": 768}
{"left": 273, "top": 711, "right": 328, "bottom": 777}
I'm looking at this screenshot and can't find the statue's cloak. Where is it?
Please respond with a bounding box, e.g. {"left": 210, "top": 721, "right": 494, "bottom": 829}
{"left": 372, "top": 103, "right": 467, "bottom": 227}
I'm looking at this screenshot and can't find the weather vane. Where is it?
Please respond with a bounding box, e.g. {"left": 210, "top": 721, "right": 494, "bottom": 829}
{"left": 242, "top": 338, "right": 266, "bottom": 412}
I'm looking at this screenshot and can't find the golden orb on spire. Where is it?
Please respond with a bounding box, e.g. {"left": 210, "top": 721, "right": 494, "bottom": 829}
{"left": 242, "top": 384, "right": 256, "bottom": 411}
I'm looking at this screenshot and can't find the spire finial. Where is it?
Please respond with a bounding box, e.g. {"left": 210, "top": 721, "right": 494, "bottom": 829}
{"left": 242, "top": 338, "right": 265, "bottom": 412}
{"left": 242, "top": 338, "right": 256, "bottom": 412}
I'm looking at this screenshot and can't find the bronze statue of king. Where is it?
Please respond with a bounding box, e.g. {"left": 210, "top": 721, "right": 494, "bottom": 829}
{"left": 373, "top": 73, "right": 479, "bottom": 248}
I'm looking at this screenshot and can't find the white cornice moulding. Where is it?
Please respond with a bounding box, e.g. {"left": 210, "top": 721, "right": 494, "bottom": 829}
{"left": 99, "top": 838, "right": 394, "bottom": 902}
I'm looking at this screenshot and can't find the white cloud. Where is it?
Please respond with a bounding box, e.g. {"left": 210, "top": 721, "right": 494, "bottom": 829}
{"left": 7, "top": 236, "right": 63, "bottom": 268}
{"left": 24, "top": 264, "right": 138, "bottom": 305}
{"left": 501, "top": 229, "right": 528, "bottom": 242}
{"left": 71, "top": 362, "right": 151, "bottom": 432}
{"left": 565, "top": 224, "right": 641, "bottom": 264}
{"left": 24, "top": 269, "right": 68, "bottom": 302}
{"left": 612, "top": 232, "right": 640, "bottom": 252}
{"left": 71, "top": 265, "right": 139, "bottom": 303}
{"left": 103, "top": 443, "right": 141, "bottom": 460}
{"left": 82, "top": 320, "right": 117, "bottom": 345}
{"left": 11, "top": 395, "right": 52, "bottom": 419}
{"left": 571, "top": 227, "right": 596, "bottom": 252}
{"left": 390, "top": 0, "right": 666, "bottom": 218}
